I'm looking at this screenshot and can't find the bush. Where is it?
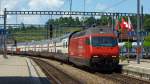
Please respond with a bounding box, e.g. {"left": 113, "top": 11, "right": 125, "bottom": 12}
{"left": 124, "top": 42, "right": 132, "bottom": 49}
{"left": 144, "top": 41, "right": 150, "bottom": 47}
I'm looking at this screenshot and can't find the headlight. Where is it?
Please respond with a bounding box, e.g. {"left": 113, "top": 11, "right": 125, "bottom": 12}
{"left": 93, "top": 56, "right": 99, "bottom": 57}
{"left": 112, "top": 56, "right": 117, "bottom": 58}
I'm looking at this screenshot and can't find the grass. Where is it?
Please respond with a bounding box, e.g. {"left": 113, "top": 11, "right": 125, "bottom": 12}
{"left": 144, "top": 32, "right": 150, "bottom": 47}
{"left": 8, "top": 27, "right": 81, "bottom": 42}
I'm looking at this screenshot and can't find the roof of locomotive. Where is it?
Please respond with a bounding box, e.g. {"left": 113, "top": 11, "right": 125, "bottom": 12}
{"left": 85, "top": 27, "right": 113, "bottom": 34}
{"left": 71, "top": 27, "right": 115, "bottom": 38}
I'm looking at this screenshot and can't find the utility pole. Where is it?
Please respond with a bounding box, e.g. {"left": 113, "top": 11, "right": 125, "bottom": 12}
{"left": 69, "top": 0, "right": 72, "bottom": 27}
{"left": 84, "top": 0, "right": 85, "bottom": 13}
{"left": 141, "top": 5, "right": 144, "bottom": 58}
{"left": 141, "top": 5, "right": 143, "bottom": 31}
{"left": 3, "top": 8, "right": 7, "bottom": 58}
{"left": 83, "top": 0, "right": 85, "bottom": 29}
{"left": 112, "top": 14, "right": 115, "bottom": 32}
{"left": 69, "top": 0, "right": 72, "bottom": 17}
{"left": 137, "top": 0, "right": 140, "bottom": 64}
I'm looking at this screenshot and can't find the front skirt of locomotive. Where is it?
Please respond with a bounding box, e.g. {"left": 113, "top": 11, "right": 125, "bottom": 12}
{"left": 90, "top": 56, "right": 119, "bottom": 70}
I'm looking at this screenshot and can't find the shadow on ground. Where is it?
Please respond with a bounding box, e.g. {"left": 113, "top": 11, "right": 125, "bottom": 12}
{"left": 90, "top": 64, "right": 123, "bottom": 74}
{"left": 0, "top": 77, "right": 50, "bottom": 84}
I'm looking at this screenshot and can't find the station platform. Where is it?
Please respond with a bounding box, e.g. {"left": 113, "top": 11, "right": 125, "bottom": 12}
{"left": 120, "top": 59, "right": 150, "bottom": 79}
{"left": 0, "top": 55, "right": 50, "bottom": 84}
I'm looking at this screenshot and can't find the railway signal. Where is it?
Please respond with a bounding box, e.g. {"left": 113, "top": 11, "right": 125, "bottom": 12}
{"left": 49, "top": 24, "right": 53, "bottom": 39}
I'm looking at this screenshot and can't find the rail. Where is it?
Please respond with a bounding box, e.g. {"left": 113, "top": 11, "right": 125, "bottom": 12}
{"left": 31, "top": 57, "right": 82, "bottom": 84}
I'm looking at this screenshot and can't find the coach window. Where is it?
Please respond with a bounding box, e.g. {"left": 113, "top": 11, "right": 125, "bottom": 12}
{"left": 63, "top": 42, "right": 65, "bottom": 48}
{"left": 66, "top": 42, "right": 68, "bottom": 48}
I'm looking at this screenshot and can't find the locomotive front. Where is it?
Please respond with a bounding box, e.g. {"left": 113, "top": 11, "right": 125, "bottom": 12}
{"left": 69, "top": 28, "right": 120, "bottom": 70}
{"left": 86, "top": 34, "right": 120, "bottom": 69}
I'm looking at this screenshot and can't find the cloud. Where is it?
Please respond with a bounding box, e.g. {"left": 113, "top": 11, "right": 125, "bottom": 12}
{"left": 0, "top": 0, "right": 65, "bottom": 24}
{"left": 22, "top": 0, "right": 65, "bottom": 24}
{"left": 95, "top": 3, "right": 108, "bottom": 12}
{"left": 86, "top": 0, "right": 92, "bottom": 4}
{"left": 2, "top": 0, "right": 19, "bottom": 9}
{"left": 28, "top": 0, "right": 64, "bottom": 10}
{"left": 21, "top": 0, "right": 65, "bottom": 24}
{"left": 95, "top": 3, "right": 114, "bottom": 12}
{"left": 0, "top": 0, "right": 19, "bottom": 14}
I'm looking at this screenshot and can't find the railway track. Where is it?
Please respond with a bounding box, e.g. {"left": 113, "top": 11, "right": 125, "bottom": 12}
{"left": 29, "top": 56, "right": 150, "bottom": 84}
{"left": 96, "top": 72, "right": 150, "bottom": 84}
{"left": 31, "top": 57, "right": 82, "bottom": 84}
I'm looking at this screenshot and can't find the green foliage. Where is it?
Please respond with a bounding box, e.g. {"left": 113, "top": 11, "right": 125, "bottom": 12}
{"left": 7, "top": 24, "right": 81, "bottom": 42}
{"left": 100, "top": 16, "right": 109, "bottom": 26}
{"left": 46, "top": 17, "right": 80, "bottom": 26}
{"left": 84, "top": 17, "right": 95, "bottom": 26}
{"left": 130, "top": 16, "right": 137, "bottom": 28}
{"left": 144, "top": 15, "right": 150, "bottom": 30}
{"left": 144, "top": 33, "right": 150, "bottom": 47}
{"left": 144, "top": 35, "right": 150, "bottom": 41}
{"left": 144, "top": 41, "right": 150, "bottom": 47}
{"left": 144, "top": 19, "right": 150, "bottom": 29}
{"left": 46, "top": 16, "right": 112, "bottom": 27}
{"left": 124, "top": 42, "right": 132, "bottom": 49}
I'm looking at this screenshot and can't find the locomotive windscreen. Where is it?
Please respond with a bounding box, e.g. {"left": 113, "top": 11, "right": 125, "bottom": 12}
{"left": 86, "top": 37, "right": 117, "bottom": 47}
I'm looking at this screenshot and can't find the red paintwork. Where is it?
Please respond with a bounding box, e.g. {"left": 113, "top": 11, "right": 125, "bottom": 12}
{"left": 69, "top": 33, "right": 120, "bottom": 60}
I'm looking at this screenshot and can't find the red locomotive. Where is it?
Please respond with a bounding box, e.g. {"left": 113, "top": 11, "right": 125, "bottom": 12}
{"left": 69, "top": 28, "right": 119, "bottom": 69}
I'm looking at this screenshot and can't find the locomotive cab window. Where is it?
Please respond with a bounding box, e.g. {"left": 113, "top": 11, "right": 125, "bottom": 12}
{"left": 85, "top": 36, "right": 117, "bottom": 47}
{"left": 91, "top": 37, "right": 117, "bottom": 47}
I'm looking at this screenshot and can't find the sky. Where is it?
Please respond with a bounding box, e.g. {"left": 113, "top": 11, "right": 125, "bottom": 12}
{"left": 0, "top": 0, "right": 150, "bottom": 24}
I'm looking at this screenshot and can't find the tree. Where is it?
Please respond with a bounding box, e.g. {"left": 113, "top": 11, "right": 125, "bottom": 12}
{"left": 100, "top": 16, "right": 109, "bottom": 26}
{"left": 130, "top": 16, "right": 137, "bottom": 29}
{"left": 84, "top": 17, "right": 96, "bottom": 27}
{"left": 75, "top": 17, "right": 81, "bottom": 26}
{"left": 124, "top": 42, "right": 132, "bottom": 49}
{"left": 144, "top": 19, "right": 150, "bottom": 30}
{"left": 143, "top": 34, "right": 150, "bottom": 57}
{"left": 20, "top": 22, "right": 25, "bottom": 31}
{"left": 124, "top": 41, "right": 132, "bottom": 62}
{"left": 144, "top": 15, "right": 150, "bottom": 31}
